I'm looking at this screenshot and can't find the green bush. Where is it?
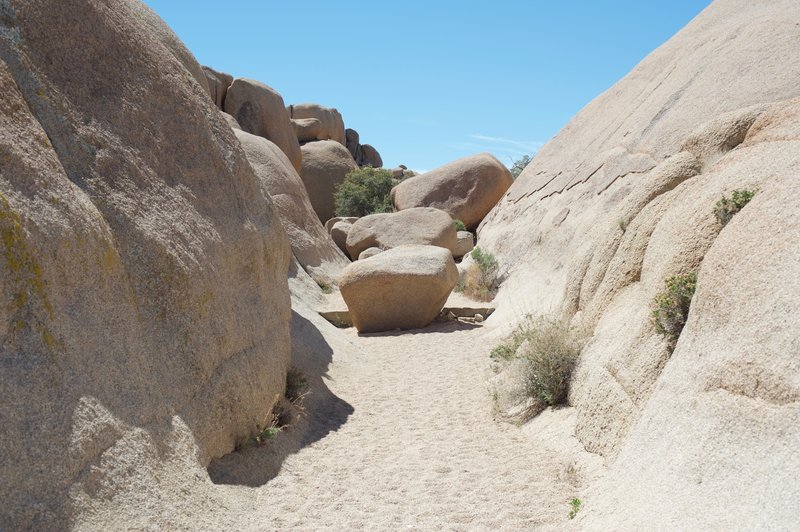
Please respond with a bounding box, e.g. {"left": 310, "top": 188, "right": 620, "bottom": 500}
{"left": 491, "top": 316, "right": 583, "bottom": 411}
{"left": 457, "top": 247, "right": 500, "bottom": 301}
{"left": 568, "top": 498, "right": 582, "bottom": 520}
{"left": 454, "top": 219, "right": 467, "bottom": 232}
{"left": 713, "top": 189, "right": 756, "bottom": 225}
{"left": 651, "top": 272, "right": 697, "bottom": 344}
{"left": 334, "top": 167, "right": 395, "bottom": 217}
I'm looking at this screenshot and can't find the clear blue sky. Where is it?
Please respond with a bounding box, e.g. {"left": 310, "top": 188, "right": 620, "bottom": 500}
{"left": 144, "top": 0, "right": 711, "bottom": 172}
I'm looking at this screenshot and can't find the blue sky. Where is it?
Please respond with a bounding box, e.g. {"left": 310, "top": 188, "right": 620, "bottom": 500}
{"left": 144, "top": 0, "right": 711, "bottom": 172}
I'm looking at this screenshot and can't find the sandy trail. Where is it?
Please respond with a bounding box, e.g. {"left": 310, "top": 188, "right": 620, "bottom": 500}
{"left": 205, "top": 316, "right": 598, "bottom": 531}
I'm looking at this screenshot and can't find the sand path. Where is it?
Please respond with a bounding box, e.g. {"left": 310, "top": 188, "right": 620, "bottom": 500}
{"left": 207, "top": 317, "right": 596, "bottom": 530}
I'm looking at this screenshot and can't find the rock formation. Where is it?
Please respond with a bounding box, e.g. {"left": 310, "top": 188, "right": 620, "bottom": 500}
{"left": 224, "top": 78, "right": 303, "bottom": 172}
{"left": 345, "top": 127, "right": 384, "bottom": 168}
{"left": 477, "top": 0, "right": 800, "bottom": 527}
{"left": 288, "top": 103, "right": 346, "bottom": 145}
{"left": 299, "top": 140, "right": 359, "bottom": 223}
{"left": 392, "top": 153, "right": 513, "bottom": 230}
{"left": 235, "top": 129, "right": 350, "bottom": 283}
{"left": 0, "top": 0, "right": 292, "bottom": 528}
{"left": 345, "top": 207, "right": 457, "bottom": 260}
{"left": 202, "top": 65, "right": 233, "bottom": 109}
{"left": 339, "top": 245, "right": 458, "bottom": 333}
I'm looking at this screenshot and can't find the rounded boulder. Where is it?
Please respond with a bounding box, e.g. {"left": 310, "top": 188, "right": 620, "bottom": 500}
{"left": 346, "top": 207, "right": 457, "bottom": 259}
{"left": 391, "top": 153, "right": 513, "bottom": 230}
{"left": 340, "top": 245, "right": 458, "bottom": 333}
{"left": 300, "top": 140, "right": 358, "bottom": 223}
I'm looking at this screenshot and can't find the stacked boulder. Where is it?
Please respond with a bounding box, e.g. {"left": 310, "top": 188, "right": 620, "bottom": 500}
{"left": 391, "top": 153, "right": 513, "bottom": 230}
{"left": 345, "top": 128, "right": 383, "bottom": 168}
{"left": 287, "top": 103, "right": 346, "bottom": 145}
{"left": 345, "top": 207, "right": 457, "bottom": 259}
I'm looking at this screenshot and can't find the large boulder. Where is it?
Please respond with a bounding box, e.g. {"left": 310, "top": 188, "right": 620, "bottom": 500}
{"left": 454, "top": 231, "right": 475, "bottom": 258}
{"left": 391, "top": 153, "right": 513, "bottom": 230}
{"left": 202, "top": 65, "right": 233, "bottom": 109}
{"left": 325, "top": 216, "right": 359, "bottom": 233}
{"left": 345, "top": 127, "right": 361, "bottom": 160}
{"left": 339, "top": 245, "right": 458, "bottom": 333}
{"left": 346, "top": 207, "right": 457, "bottom": 259}
{"left": 224, "top": 78, "right": 303, "bottom": 172}
{"left": 330, "top": 220, "right": 354, "bottom": 258}
{"left": 360, "top": 144, "right": 383, "bottom": 168}
{"left": 288, "top": 103, "right": 346, "bottom": 145}
{"left": 0, "top": 0, "right": 291, "bottom": 528}
{"left": 299, "top": 140, "right": 358, "bottom": 223}
{"left": 476, "top": 1, "right": 800, "bottom": 528}
{"left": 235, "top": 129, "right": 349, "bottom": 283}
{"left": 291, "top": 117, "right": 322, "bottom": 143}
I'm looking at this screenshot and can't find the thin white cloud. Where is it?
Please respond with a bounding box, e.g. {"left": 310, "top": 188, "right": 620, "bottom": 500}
{"left": 468, "top": 134, "right": 544, "bottom": 154}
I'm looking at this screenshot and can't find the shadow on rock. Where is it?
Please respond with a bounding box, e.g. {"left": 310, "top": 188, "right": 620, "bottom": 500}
{"left": 206, "top": 309, "right": 354, "bottom": 487}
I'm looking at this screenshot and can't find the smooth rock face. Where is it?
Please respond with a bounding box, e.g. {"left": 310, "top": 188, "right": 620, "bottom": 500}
{"left": 339, "top": 245, "right": 458, "bottom": 333}
{"left": 325, "top": 216, "right": 359, "bottom": 233}
{"left": 391, "top": 153, "right": 513, "bottom": 230}
{"left": 477, "top": 1, "right": 800, "bottom": 528}
{"left": 0, "top": 1, "right": 291, "bottom": 528}
{"left": 330, "top": 220, "right": 354, "bottom": 258}
{"left": 358, "top": 247, "right": 383, "bottom": 260}
{"left": 221, "top": 111, "right": 242, "bottom": 130}
{"left": 224, "top": 78, "right": 303, "bottom": 172}
{"left": 454, "top": 231, "right": 474, "bottom": 258}
{"left": 346, "top": 207, "right": 457, "bottom": 260}
{"left": 291, "top": 117, "right": 323, "bottom": 143}
{"left": 235, "top": 130, "right": 349, "bottom": 283}
{"left": 360, "top": 144, "right": 383, "bottom": 168}
{"left": 288, "top": 103, "right": 346, "bottom": 145}
{"left": 202, "top": 65, "right": 233, "bottom": 109}
{"left": 299, "top": 140, "right": 358, "bottom": 223}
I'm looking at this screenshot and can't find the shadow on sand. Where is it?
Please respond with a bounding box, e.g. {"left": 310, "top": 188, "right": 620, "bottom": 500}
{"left": 206, "top": 310, "right": 354, "bottom": 487}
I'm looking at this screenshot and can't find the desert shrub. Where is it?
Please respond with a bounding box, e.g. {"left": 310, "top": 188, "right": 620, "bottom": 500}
{"left": 334, "top": 167, "right": 395, "bottom": 217}
{"left": 510, "top": 154, "right": 532, "bottom": 179}
{"left": 453, "top": 219, "right": 467, "bottom": 232}
{"left": 651, "top": 272, "right": 697, "bottom": 344}
{"left": 713, "top": 188, "right": 756, "bottom": 225}
{"left": 457, "top": 246, "right": 500, "bottom": 301}
{"left": 491, "top": 316, "right": 583, "bottom": 412}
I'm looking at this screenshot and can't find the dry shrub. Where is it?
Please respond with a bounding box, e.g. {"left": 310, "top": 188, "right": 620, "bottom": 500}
{"left": 458, "top": 247, "right": 499, "bottom": 301}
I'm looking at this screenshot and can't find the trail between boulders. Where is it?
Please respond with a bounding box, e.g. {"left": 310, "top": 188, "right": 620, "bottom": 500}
{"left": 211, "top": 321, "right": 598, "bottom": 530}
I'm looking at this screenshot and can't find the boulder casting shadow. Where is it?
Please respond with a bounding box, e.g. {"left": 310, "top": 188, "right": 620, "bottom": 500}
{"left": 206, "top": 310, "right": 354, "bottom": 487}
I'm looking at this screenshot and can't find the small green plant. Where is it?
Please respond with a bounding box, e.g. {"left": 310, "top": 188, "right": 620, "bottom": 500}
{"left": 568, "top": 498, "right": 582, "bottom": 519}
{"left": 453, "top": 219, "right": 467, "bottom": 232}
{"left": 315, "top": 279, "right": 334, "bottom": 294}
{"left": 618, "top": 216, "right": 630, "bottom": 232}
{"left": 334, "top": 167, "right": 402, "bottom": 217}
{"left": 460, "top": 247, "right": 500, "bottom": 301}
{"left": 510, "top": 154, "right": 532, "bottom": 179}
{"left": 651, "top": 272, "right": 697, "bottom": 344}
{"left": 713, "top": 188, "right": 756, "bottom": 225}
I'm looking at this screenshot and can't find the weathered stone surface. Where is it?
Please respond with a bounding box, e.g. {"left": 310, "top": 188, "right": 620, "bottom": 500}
{"left": 358, "top": 247, "right": 383, "bottom": 260}
{"left": 202, "top": 65, "right": 233, "bottom": 109}
{"left": 330, "top": 220, "right": 354, "bottom": 258}
{"left": 454, "top": 231, "right": 474, "bottom": 258}
{"left": 360, "top": 144, "right": 383, "bottom": 168}
{"left": 346, "top": 207, "right": 457, "bottom": 260}
{"left": 299, "top": 140, "right": 358, "bottom": 223}
{"left": 392, "top": 153, "right": 512, "bottom": 230}
{"left": 235, "top": 129, "right": 349, "bottom": 283}
{"left": 288, "top": 103, "right": 346, "bottom": 145}
{"left": 345, "top": 127, "right": 361, "bottom": 160}
{"left": 476, "top": 1, "right": 800, "bottom": 528}
{"left": 224, "top": 78, "right": 302, "bottom": 172}
{"left": 325, "top": 216, "right": 358, "bottom": 233}
{"left": 221, "top": 111, "right": 241, "bottom": 130}
{"left": 291, "top": 117, "right": 323, "bottom": 143}
{"left": 339, "top": 245, "right": 458, "bottom": 333}
{"left": 0, "top": 1, "right": 291, "bottom": 528}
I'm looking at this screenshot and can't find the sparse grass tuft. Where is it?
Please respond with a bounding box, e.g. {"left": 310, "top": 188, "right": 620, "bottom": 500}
{"left": 651, "top": 272, "right": 697, "bottom": 345}
{"left": 713, "top": 188, "right": 756, "bottom": 226}
{"left": 285, "top": 367, "right": 309, "bottom": 404}
{"left": 457, "top": 247, "right": 500, "bottom": 301}
{"left": 453, "top": 219, "right": 467, "bottom": 232}
{"left": 491, "top": 316, "right": 584, "bottom": 417}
